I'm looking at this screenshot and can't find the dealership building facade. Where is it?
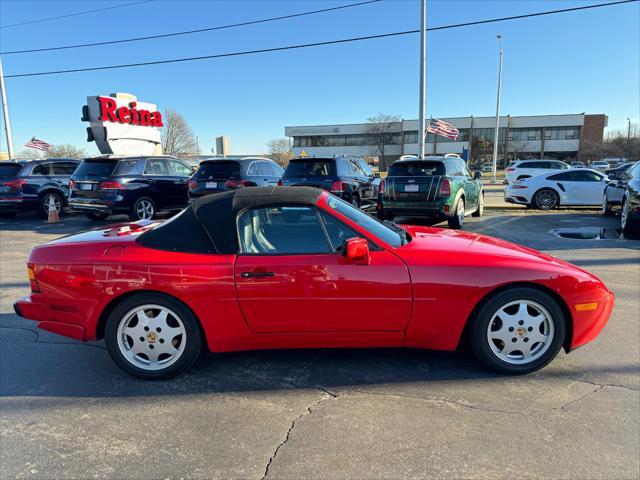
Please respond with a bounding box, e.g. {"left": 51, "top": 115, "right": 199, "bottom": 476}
{"left": 285, "top": 113, "right": 607, "bottom": 168}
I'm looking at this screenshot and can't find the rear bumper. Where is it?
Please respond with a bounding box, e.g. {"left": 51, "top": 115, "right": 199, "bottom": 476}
{"left": 13, "top": 295, "right": 86, "bottom": 341}
{"left": 0, "top": 196, "right": 36, "bottom": 211}
{"left": 377, "top": 200, "right": 450, "bottom": 219}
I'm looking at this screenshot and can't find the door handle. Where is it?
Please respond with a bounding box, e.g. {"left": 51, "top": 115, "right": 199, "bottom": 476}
{"left": 241, "top": 271, "right": 275, "bottom": 278}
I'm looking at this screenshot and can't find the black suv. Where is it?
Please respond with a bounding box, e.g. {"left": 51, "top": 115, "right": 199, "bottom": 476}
{"left": 188, "top": 157, "right": 283, "bottom": 200}
{"left": 69, "top": 155, "right": 192, "bottom": 221}
{"left": 0, "top": 158, "right": 79, "bottom": 218}
{"left": 279, "top": 155, "right": 375, "bottom": 206}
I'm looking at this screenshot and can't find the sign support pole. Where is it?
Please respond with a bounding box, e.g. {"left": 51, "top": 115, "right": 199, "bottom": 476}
{"left": 492, "top": 35, "right": 503, "bottom": 183}
{"left": 0, "top": 56, "right": 15, "bottom": 160}
{"left": 418, "top": 0, "right": 426, "bottom": 159}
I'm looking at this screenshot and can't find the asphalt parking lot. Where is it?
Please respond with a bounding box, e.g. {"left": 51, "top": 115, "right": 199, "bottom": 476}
{"left": 1, "top": 208, "right": 639, "bottom": 479}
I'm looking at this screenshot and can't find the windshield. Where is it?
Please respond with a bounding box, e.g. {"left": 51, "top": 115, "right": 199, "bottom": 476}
{"left": 389, "top": 161, "right": 446, "bottom": 177}
{"left": 324, "top": 195, "right": 406, "bottom": 247}
{"left": 284, "top": 159, "right": 335, "bottom": 178}
{"left": 194, "top": 161, "right": 241, "bottom": 179}
{"left": 74, "top": 159, "right": 117, "bottom": 178}
{"left": 0, "top": 164, "right": 21, "bottom": 178}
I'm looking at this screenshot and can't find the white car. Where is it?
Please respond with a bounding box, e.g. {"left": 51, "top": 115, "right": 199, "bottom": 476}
{"left": 504, "top": 159, "right": 571, "bottom": 184}
{"left": 504, "top": 168, "right": 608, "bottom": 210}
{"left": 591, "top": 160, "right": 610, "bottom": 172}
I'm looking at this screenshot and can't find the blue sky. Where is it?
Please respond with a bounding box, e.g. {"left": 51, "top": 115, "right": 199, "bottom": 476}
{"left": 1, "top": 0, "right": 638, "bottom": 155}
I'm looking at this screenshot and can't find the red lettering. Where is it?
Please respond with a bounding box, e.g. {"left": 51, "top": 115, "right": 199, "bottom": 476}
{"left": 117, "top": 107, "right": 131, "bottom": 124}
{"left": 129, "top": 102, "right": 139, "bottom": 125}
{"left": 151, "top": 112, "right": 163, "bottom": 127}
{"left": 98, "top": 97, "right": 117, "bottom": 122}
{"left": 138, "top": 110, "right": 151, "bottom": 126}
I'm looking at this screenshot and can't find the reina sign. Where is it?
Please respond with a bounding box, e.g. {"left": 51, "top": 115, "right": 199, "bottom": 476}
{"left": 82, "top": 93, "right": 163, "bottom": 156}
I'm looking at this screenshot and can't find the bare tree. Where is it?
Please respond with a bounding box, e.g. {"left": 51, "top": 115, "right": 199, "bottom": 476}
{"left": 46, "top": 144, "right": 87, "bottom": 159}
{"left": 365, "top": 113, "right": 400, "bottom": 170}
{"left": 266, "top": 138, "right": 293, "bottom": 167}
{"left": 161, "top": 108, "right": 197, "bottom": 156}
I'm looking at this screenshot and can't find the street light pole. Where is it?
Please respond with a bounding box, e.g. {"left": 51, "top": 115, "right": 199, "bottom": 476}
{"left": 491, "top": 35, "right": 503, "bottom": 183}
{"left": 627, "top": 117, "right": 631, "bottom": 141}
{"left": 418, "top": 0, "right": 426, "bottom": 159}
{"left": 0, "top": 56, "right": 15, "bottom": 160}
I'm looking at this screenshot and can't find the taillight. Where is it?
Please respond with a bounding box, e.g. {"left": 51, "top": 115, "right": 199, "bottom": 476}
{"left": 277, "top": 179, "right": 282, "bottom": 186}
{"left": 506, "top": 168, "right": 515, "bottom": 172}
{"left": 378, "top": 180, "right": 386, "bottom": 194}
{"left": 27, "top": 265, "right": 40, "bottom": 293}
{"left": 3, "top": 178, "right": 26, "bottom": 191}
{"left": 439, "top": 178, "right": 451, "bottom": 197}
{"left": 225, "top": 180, "right": 255, "bottom": 189}
{"left": 99, "top": 181, "right": 124, "bottom": 190}
{"left": 69, "top": 179, "right": 77, "bottom": 189}
{"left": 330, "top": 181, "right": 344, "bottom": 193}
{"left": 187, "top": 179, "right": 198, "bottom": 190}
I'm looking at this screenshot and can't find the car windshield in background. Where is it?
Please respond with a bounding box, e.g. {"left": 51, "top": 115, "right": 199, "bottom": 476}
{"left": 75, "top": 159, "right": 118, "bottom": 177}
{"left": 194, "top": 161, "right": 241, "bottom": 179}
{"left": 389, "top": 161, "right": 446, "bottom": 176}
{"left": 0, "top": 164, "right": 21, "bottom": 177}
{"left": 325, "top": 195, "right": 404, "bottom": 247}
{"left": 285, "top": 160, "right": 335, "bottom": 177}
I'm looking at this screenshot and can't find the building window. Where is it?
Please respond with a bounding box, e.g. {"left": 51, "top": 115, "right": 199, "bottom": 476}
{"left": 508, "top": 128, "right": 542, "bottom": 142}
{"left": 544, "top": 126, "right": 580, "bottom": 140}
{"left": 404, "top": 131, "right": 419, "bottom": 144}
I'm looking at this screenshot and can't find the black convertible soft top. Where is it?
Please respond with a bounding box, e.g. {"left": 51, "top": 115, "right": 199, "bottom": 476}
{"left": 137, "top": 186, "right": 324, "bottom": 254}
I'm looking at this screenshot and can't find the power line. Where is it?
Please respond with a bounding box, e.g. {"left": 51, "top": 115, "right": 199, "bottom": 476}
{"left": 1, "top": 0, "right": 382, "bottom": 55}
{"left": 5, "top": 0, "right": 637, "bottom": 79}
{"left": 0, "top": 0, "right": 154, "bottom": 30}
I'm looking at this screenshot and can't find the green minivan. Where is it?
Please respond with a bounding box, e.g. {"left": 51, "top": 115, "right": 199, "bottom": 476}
{"left": 376, "top": 155, "right": 483, "bottom": 229}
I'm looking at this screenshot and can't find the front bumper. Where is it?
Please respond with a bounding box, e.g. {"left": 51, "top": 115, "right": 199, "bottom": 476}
{"left": 14, "top": 295, "right": 86, "bottom": 341}
{"left": 570, "top": 289, "right": 615, "bottom": 351}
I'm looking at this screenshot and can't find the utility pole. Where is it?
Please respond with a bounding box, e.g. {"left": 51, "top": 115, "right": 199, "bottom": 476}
{"left": 492, "top": 35, "right": 503, "bottom": 183}
{"left": 626, "top": 117, "right": 631, "bottom": 161}
{"left": 0, "top": 56, "right": 15, "bottom": 160}
{"left": 195, "top": 136, "right": 200, "bottom": 157}
{"left": 418, "top": 0, "right": 426, "bottom": 159}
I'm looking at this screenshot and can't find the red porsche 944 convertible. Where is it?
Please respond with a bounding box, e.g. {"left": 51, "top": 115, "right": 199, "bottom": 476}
{"left": 14, "top": 187, "right": 614, "bottom": 379}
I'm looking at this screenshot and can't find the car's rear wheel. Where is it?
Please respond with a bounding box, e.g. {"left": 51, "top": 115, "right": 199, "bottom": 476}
{"left": 468, "top": 287, "right": 566, "bottom": 374}
{"left": 472, "top": 193, "right": 484, "bottom": 217}
{"left": 129, "top": 196, "right": 156, "bottom": 221}
{"left": 447, "top": 198, "right": 464, "bottom": 229}
{"left": 602, "top": 191, "right": 614, "bottom": 216}
{"left": 533, "top": 188, "right": 559, "bottom": 210}
{"left": 84, "top": 211, "right": 109, "bottom": 221}
{"left": 39, "top": 192, "right": 64, "bottom": 218}
{"left": 105, "top": 293, "right": 202, "bottom": 380}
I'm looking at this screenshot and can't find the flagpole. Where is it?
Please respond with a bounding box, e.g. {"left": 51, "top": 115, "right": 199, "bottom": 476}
{"left": 0, "top": 56, "right": 15, "bottom": 160}
{"left": 491, "top": 35, "right": 503, "bottom": 183}
{"left": 418, "top": 0, "right": 426, "bottom": 159}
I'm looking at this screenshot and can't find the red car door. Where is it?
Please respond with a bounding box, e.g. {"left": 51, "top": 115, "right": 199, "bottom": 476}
{"left": 234, "top": 205, "right": 412, "bottom": 334}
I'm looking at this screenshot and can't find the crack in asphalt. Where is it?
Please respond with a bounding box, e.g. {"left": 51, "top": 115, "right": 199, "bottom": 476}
{"left": 261, "top": 390, "right": 335, "bottom": 480}
{"left": 566, "top": 376, "right": 639, "bottom": 392}
{"left": 552, "top": 385, "right": 603, "bottom": 411}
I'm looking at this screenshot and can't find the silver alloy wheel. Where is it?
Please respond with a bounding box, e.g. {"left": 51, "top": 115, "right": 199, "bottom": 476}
{"left": 136, "top": 199, "right": 154, "bottom": 219}
{"left": 116, "top": 304, "right": 186, "bottom": 371}
{"left": 43, "top": 193, "right": 62, "bottom": 213}
{"left": 486, "top": 300, "right": 554, "bottom": 365}
{"left": 457, "top": 199, "right": 465, "bottom": 225}
{"left": 535, "top": 190, "right": 557, "bottom": 210}
{"left": 621, "top": 198, "right": 629, "bottom": 229}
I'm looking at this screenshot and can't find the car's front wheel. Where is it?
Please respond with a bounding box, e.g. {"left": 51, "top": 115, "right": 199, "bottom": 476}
{"left": 621, "top": 197, "right": 638, "bottom": 238}
{"left": 105, "top": 293, "right": 202, "bottom": 380}
{"left": 602, "top": 191, "right": 614, "bottom": 216}
{"left": 468, "top": 287, "right": 566, "bottom": 374}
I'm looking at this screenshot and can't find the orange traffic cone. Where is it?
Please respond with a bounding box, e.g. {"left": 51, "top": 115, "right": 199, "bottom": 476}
{"left": 46, "top": 196, "right": 61, "bottom": 223}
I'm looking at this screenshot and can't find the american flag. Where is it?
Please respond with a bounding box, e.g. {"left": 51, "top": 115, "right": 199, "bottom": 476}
{"left": 426, "top": 118, "right": 459, "bottom": 140}
{"left": 24, "top": 137, "right": 52, "bottom": 151}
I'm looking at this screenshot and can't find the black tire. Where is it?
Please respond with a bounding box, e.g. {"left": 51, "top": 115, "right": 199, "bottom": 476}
{"left": 602, "top": 190, "right": 614, "bottom": 216}
{"left": 472, "top": 193, "right": 484, "bottom": 217}
{"left": 84, "top": 211, "right": 109, "bottom": 221}
{"left": 533, "top": 188, "right": 559, "bottom": 210}
{"left": 468, "top": 287, "right": 566, "bottom": 375}
{"left": 447, "top": 197, "right": 465, "bottom": 229}
{"left": 129, "top": 196, "right": 156, "bottom": 221}
{"left": 621, "top": 197, "right": 638, "bottom": 238}
{"left": 0, "top": 212, "right": 18, "bottom": 218}
{"left": 105, "top": 293, "right": 203, "bottom": 380}
{"left": 38, "top": 191, "right": 64, "bottom": 218}
{"left": 349, "top": 193, "right": 360, "bottom": 208}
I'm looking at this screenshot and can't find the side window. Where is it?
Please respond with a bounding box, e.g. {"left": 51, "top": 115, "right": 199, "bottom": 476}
{"left": 238, "top": 206, "right": 331, "bottom": 254}
{"left": 170, "top": 160, "right": 193, "bottom": 177}
{"left": 52, "top": 162, "right": 78, "bottom": 175}
{"left": 458, "top": 160, "right": 470, "bottom": 177}
{"left": 319, "top": 211, "right": 361, "bottom": 252}
{"left": 525, "top": 162, "right": 541, "bottom": 169}
{"left": 247, "top": 163, "right": 259, "bottom": 176}
{"left": 573, "top": 171, "right": 602, "bottom": 182}
{"left": 358, "top": 159, "right": 372, "bottom": 177}
{"left": 260, "top": 162, "right": 275, "bottom": 176}
{"left": 31, "top": 163, "right": 51, "bottom": 175}
{"left": 548, "top": 172, "right": 573, "bottom": 181}
{"left": 144, "top": 159, "right": 170, "bottom": 175}
{"left": 630, "top": 164, "right": 640, "bottom": 179}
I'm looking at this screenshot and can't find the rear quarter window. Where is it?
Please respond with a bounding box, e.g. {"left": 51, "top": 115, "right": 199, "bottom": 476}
{"left": 113, "top": 159, "right": 144, "bottom": 176}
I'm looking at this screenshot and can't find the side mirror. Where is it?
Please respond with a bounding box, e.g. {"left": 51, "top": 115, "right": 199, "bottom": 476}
{"left": 341, "top": 237, "right": 370, "bottom": 265}
{"left": 474, "top": 171, "right": 482, "bottom": 180}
